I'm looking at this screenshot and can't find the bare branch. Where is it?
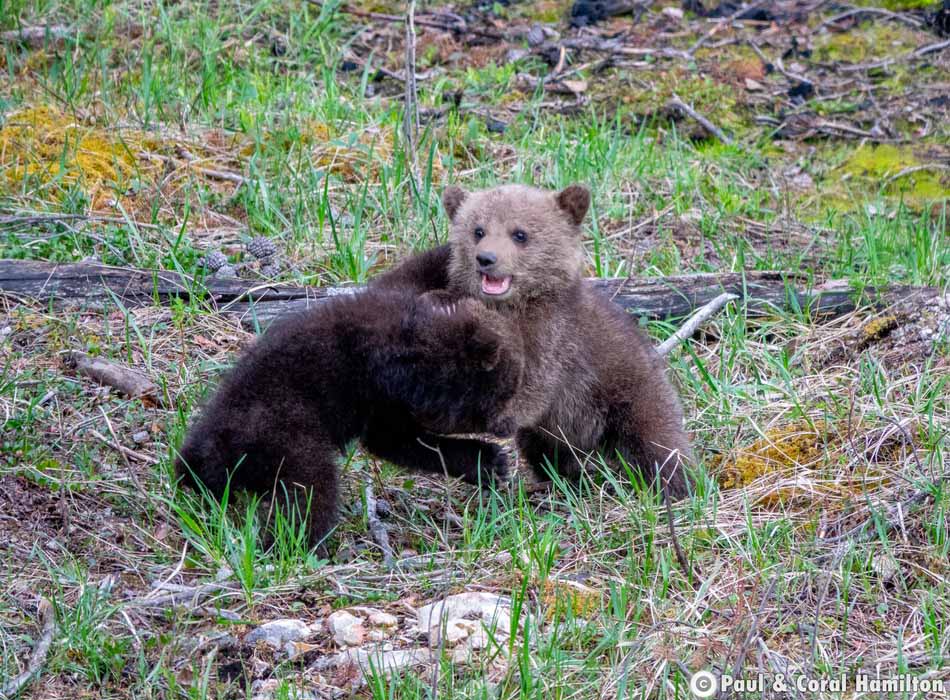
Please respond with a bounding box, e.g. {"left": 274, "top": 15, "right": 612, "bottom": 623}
{"left": 0, "top": 598, "right": 55, "bottom": 698}
{"left": 656, "top": 292, "right": 739, "bottom": 356}
{"left": 667, "top": 95, "right": 734, "bottom": 145}
{"left": 63, "top": 351, "right": 165, "bottom": 407}
{"left": 363, "top": 482, "right": 396, "bottom": 569}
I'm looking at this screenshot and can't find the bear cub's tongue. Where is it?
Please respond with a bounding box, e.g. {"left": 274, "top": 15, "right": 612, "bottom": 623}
{"left": 481, "top": 274, "right": 511, "bottom": 295}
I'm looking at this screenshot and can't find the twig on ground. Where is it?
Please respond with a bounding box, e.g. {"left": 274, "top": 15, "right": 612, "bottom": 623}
{"left": 839, "top": 38, "right": 950, "bottom": 73}
{"left": 817, "top": 6, "right": 923, "bottom": 31}
{"left": 89, "top": 429, "right": 159, "bottom": 466}
{"left": 661, "top": 462, "right": 693, "bottom": 580}
{"left": 0, "top": 212, "right": 160, "bottom": 230}
{"left": 885, "top": 163, "right": 950, "bottom": 185}
{"left": 403, "top": 1, "right": 420, "bottom": 196}
{"left": 128, "top": 581, "right": 234, "bottom": 609}
{"left": 63, "top": 351, "right": 165, "bottom": 407}
{"left": 307, "top": 0, "right": 505, "bottom": 39}
{"left": 138, "top": 152, "right": 248, "bottom": 186}
{"left": 0, "top": 598, "right": 55, "bottom": 699}
{"left": 0, "top": 25, "right": 71, "bottom": 48}
{"left": 819, "top": 472, "right": 948, "bottom": 549}
{"left": 417, "top": 439, "right": 462, "bottom": 537}
{"left": 666, "top": 95, "right": 734, "bottom": 145}
{"left": 722, "top": 575, "right": 778, "bottom": 699}
{"left": 363, "top": 482, "right": 395, "bottom": 569}
{"left": 656, "top": 292, "right": 739, "bottom": 356}
{"left": 688, "top": 1, "right": 767, "bottom": 56}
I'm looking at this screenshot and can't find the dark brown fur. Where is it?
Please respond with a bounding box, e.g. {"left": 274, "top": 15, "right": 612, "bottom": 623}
{"left": 175, "top": 288, "right": 523, "bottom": 545}
{"left": 374, "top": 184, "right": 693, "bottom": 497}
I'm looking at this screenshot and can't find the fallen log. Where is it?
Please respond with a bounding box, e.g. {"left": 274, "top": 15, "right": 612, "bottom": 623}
{"left": 0, "top": 259, "right": 935, "bottom": 332}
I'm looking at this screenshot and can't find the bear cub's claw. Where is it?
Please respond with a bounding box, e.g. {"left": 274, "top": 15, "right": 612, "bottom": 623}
{"left": 478, "top": 442, "right": 513, "bottom": 484}
{"left": 421, "top": 290, "right": 459, "bottom": 316}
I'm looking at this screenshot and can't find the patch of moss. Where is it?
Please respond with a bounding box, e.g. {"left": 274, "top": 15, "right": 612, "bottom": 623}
{"left": 862, "top": 315, "right": 898, "bottom": 341}
{"left": 841, "top": 144, "right": 950, "bottom": 204}
{"left": 266, "top": 119, "right": 404, "bottom": 182}
{"left": 0, "top": 106, "right": 146, "bottom": 206}
{"left": 714, "top": 421, "right": 827, "bottom": 489}
{"left": 513, "top": 0, "right": 570, "bottom": 23}
{"left": 813, "top": 22, "right": 926, "bottom": 63}
{"left": 542, "top": 578, "right": 601, "bottom": 620}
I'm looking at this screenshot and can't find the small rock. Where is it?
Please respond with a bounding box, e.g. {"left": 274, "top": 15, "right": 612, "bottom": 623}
{"left": 366, "top": 609, "right": 399, "bottom": 630}
{"left": 443, "top": 619, "right": 475, "bottom": 645}
{"left": 416, "top": 592, "right": 512, "bottom": 647}
{"left": 250, "top": 678, "right": 318, "bottom": 700}
{"left": 744, "top": 78, "right": 764, "bottom": 91}
{"left": 348, "top": 607, "right": 398, "bottom": 641}
{"left": 328, "top": 610, "right": 366, "bottom": 647}
{"left": 132, "top": 430, "right": 149, "bottom": 444}
{"left": 872, "top": 554, "right": 898, "bottom": 582}
{"left": 506, "top": 48, "right": 529, "bottom": 63}
{"left": 661, "top": 6, "right": 684, "bottom": 20}
{"left": 526, "top": 23, "right": 545, "bottom": 47}
{"left": 790, "top": 172, "right": 814, "bottom": 190}
{"left": 245, "top": 618, "right": 313, "bottom": 650}
{"left": 284, "top": 640, "right": 321, "bottom": 660}
{"left": 485, "top": 116, "right": 507, "bottom": 134}
{"left": 335, "top": 646, "right": 431, "bottom": 687}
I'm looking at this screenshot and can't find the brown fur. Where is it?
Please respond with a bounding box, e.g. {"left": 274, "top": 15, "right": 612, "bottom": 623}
{"left": 175, "top": 288, "right": 523, "bottom": 546}
{"left": 375, "top": 184, "right": 693, "bottom": 497}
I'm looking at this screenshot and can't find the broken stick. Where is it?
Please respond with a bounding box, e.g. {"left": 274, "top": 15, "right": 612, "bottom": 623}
{"left": 0, "top": 598, "right": 55, "bottom": 698}
{"left": 364, "top": 482, "right": 396, "bottom": 569}
{"left": 63, "top": 351, "right": 165, "bottom": 407}
{"left": 0, "top": 25, "right": 71, "bottom": 48}
{"left": 656, "top": 292, "right": 739, "bottom": 356}
{"left": 667, "top": 95, "right": 734, "bottom": 145}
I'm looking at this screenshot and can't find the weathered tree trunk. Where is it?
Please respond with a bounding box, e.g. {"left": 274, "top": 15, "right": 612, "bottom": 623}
{"left": 0, "top": 259, "right": 931, "bottom": 331}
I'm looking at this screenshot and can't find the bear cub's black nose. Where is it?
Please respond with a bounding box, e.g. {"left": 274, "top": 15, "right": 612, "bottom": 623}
{"left": 476, "top": 251, "right": 497, "bottom": 268}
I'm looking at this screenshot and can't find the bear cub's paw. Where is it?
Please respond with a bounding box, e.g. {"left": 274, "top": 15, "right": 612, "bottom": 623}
{"left": 419, "top": 291, "right": 506, "bottom": 371}
{"left": 420, "top": 289, "right": 460, "bottom": 316}
{"left": 476, "top": 441, "right": 513, "bottom": 484}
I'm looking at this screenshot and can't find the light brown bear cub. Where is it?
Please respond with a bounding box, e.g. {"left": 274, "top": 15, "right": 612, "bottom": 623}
{"left": 374, "top": 184, "right": 692, "bottom": 497}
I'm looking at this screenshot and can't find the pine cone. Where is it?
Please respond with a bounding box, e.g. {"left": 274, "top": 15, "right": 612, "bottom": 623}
{"left": 246, "top": 236, "right": 277, "bottom": 260}
{"left": 199, "top": 250, "right": 228, "bottom": 273}
{"left": 214, "top": 264, "right": 240, "bottom": 278}
{"left": 260, "top": 261, "right": 281, "bottom": 278}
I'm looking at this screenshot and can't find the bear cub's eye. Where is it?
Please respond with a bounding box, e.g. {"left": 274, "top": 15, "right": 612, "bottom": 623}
{"left": 512, "top": 229, "right": 528, "bottom": 244}
{"left": 474, "top": 227, "right": 485, "bottom": 240}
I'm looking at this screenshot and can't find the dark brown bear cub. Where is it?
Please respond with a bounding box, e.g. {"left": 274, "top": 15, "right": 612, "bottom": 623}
{"left": 176, "top": 288, "right": 523, "bottom": 546}
{"left": 374, "top": 184, "right": 693, "bottom": 497}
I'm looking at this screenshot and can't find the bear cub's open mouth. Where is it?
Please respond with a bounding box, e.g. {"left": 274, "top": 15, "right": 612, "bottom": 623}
{"left": 481, "top": 273, "right": 512, "bottom": 296}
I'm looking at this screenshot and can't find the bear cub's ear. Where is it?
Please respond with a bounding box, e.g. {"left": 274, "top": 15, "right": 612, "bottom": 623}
{"left": 556, "top": 184, "right": 591, "bottom": 226}
{"left": 442, "top": 186, "right": 469, "bottom": 221}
